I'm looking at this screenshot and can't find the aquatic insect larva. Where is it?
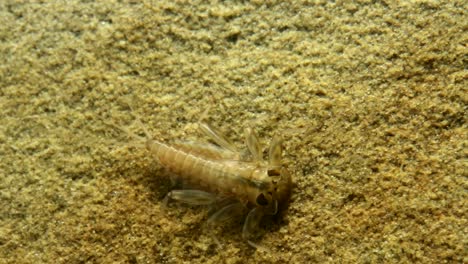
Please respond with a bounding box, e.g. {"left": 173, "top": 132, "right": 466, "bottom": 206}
{"left": 129, "top": 120, "right": 292, "bottom": 247}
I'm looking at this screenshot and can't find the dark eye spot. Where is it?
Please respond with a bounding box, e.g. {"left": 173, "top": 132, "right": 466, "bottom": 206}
{"left": 267, "top": 169, "right": 280, "bottom": 177}
{"left": 256, "top": 193, "right": 269, "bottom": 206}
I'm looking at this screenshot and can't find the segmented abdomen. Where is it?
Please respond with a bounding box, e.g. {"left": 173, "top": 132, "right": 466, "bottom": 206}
{"left": 147, "top": 140, "right": 262, "bottom": 201}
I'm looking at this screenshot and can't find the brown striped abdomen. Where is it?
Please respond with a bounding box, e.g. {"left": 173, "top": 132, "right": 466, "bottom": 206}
{"left": 147, "top": 140, "right": 268, "bottom": 204}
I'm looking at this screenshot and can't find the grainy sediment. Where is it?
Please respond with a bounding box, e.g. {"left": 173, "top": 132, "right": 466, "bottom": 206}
{"left": 0, "top": 1, "right": 466, "bottom": 263}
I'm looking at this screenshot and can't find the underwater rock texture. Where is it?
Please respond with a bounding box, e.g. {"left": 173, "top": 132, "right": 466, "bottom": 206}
{"left": 0, "top": 1, "right": 466, "bottom": 263}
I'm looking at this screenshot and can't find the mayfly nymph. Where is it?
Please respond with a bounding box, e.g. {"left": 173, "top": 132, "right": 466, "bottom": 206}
{"left": 130, "top": 121, "right": 292, "bottom": 248}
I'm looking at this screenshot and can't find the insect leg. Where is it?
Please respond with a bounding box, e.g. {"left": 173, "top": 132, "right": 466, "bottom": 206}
{"left": 164, "top": 189, "right": 217, "bottom": 206}
{"left": 242, "top": 208, "right": 271, "bottom": 251}
{"left": 173, "top": 140, "right": 239, "bottom": 160}
{"left": 199, "top": 123, "right": 238, "bottom": 153}
{"left": 242, "top": 207, "right": 264, "bottom": 240}
{"left": 268, "top": 136, "right": 283, "bottom": 167}
{"left": 244, "top": 127, "right": 263, "bottom": 162}
{"left": 204, "top": 201, "right": 245, "bottom": 248}
{"left": 206, "top": 202, "right": 245, "bottom": 226}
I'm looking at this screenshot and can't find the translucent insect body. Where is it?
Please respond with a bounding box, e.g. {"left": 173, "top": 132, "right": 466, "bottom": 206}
{"left": 141, "top": 122, "right": 292, "bottom": 248}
